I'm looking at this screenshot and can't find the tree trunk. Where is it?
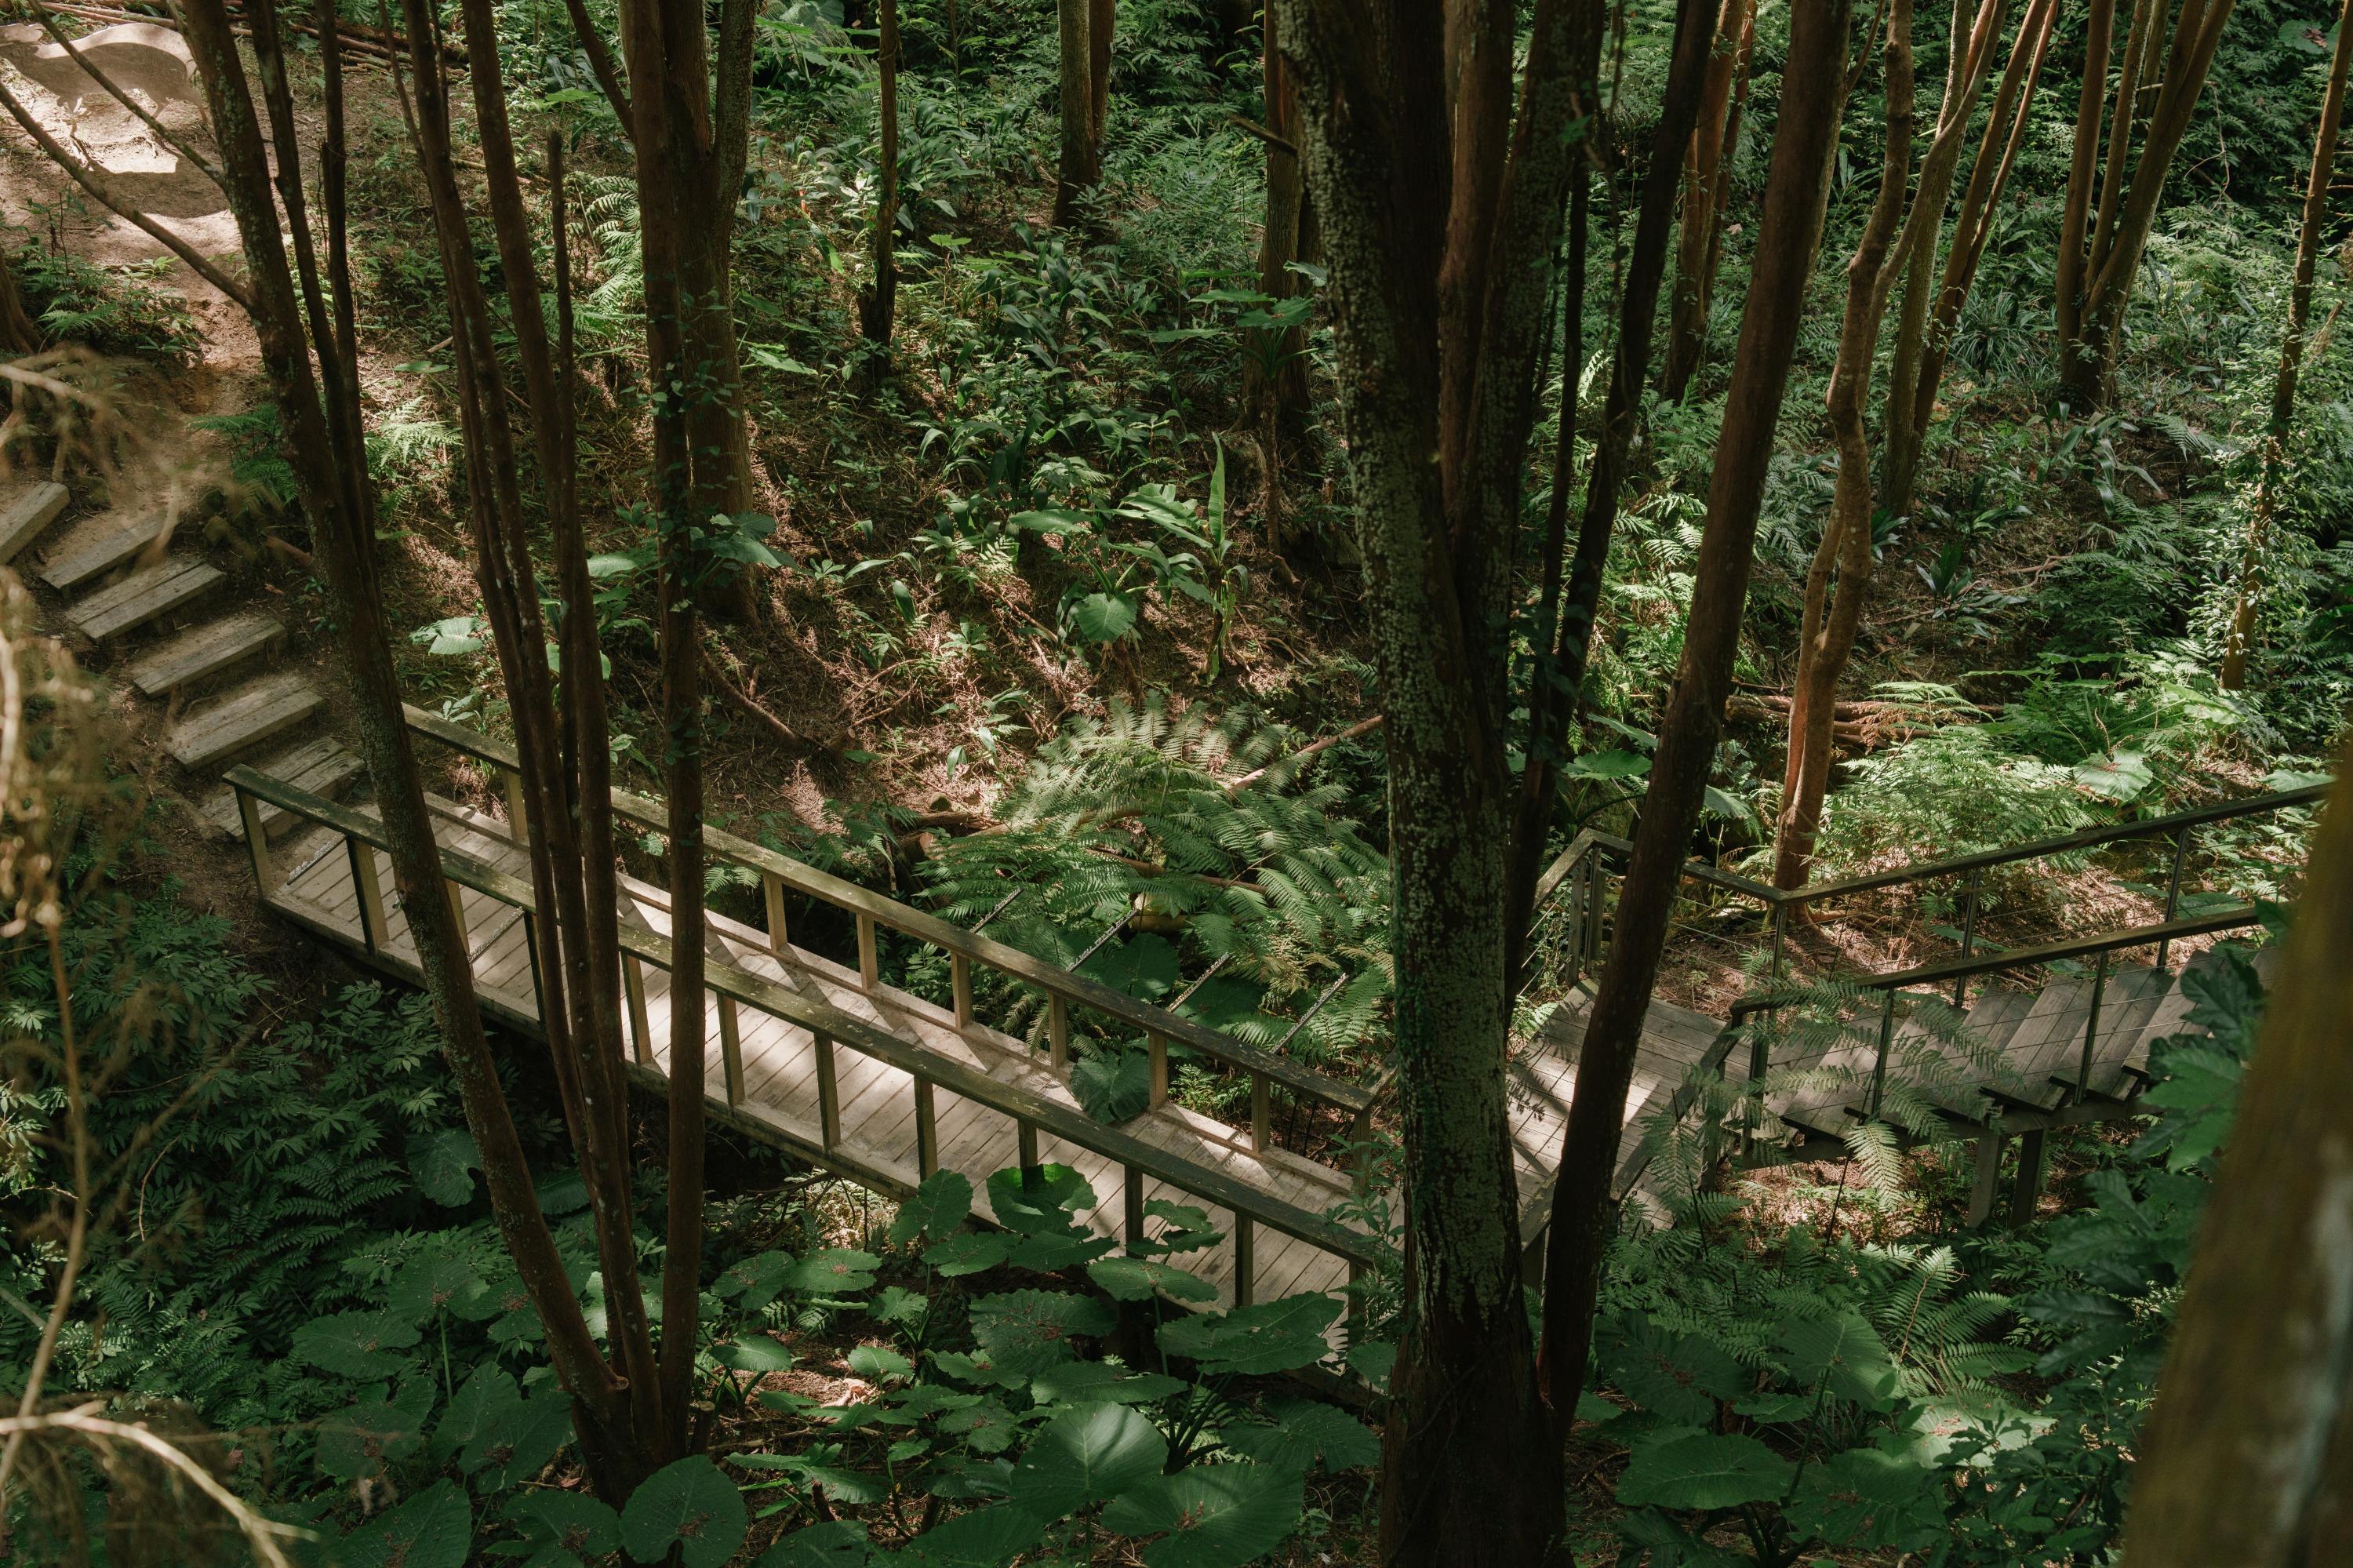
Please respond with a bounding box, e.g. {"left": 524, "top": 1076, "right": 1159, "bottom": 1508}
{"left": 1538, "top": 0, "right": 1853, "bottom": 1413}
{"left": 1888, "top": 0, "right": 2057, "bottom": 520}
{"left": 0, "top": 258, "right": 38, "bottom": 354}
{"left": 2058, "top": 0, "right": 2238, "bottom": 408}
{"left": 1661, "top": 0, "right": 1752, "bottom": 402}
{"left": 2118, "top": 732, "right": 2353, "bottom": 1562}
{"left": 2220, "top": 0, "right": 2353, "bottom": 690}
{"left": 1773, "top": 0, "right": 2008, "bottom": 890}
{"left": 860, "top": 0, "right": 900, "bottom": 364}
{"left": 1243, "top": 2, "right": 1310, "bottom": 540}
{"left": 1053, "top": 0, "right": 1099, "bottom": 225}
{"left": 1089, "top": 0, "right": 1113, "bottom": 144}
{"left": 177, "top": 0, "right": 653, "bottom": 1499}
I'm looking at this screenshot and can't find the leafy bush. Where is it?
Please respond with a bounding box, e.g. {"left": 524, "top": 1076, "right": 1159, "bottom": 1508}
{"left": 1817, "top": 723, "right": 2093, "bottom": 871}
{"left": 13, "top": 246, "right": 202, "bottom": 362}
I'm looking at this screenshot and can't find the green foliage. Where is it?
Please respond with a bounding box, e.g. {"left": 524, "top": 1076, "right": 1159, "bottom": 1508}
{"left": 12, "top": 244, "right": 202, "bottom": 362}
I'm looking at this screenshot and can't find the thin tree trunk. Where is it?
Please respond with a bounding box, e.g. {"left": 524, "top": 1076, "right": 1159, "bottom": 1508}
{"left": 1889, "top": 0, "right": 2057, "bottom": 518}
{"left": 860, "top": 0, "right": 900, "bottom": 363}
{"left": 2055, "top": 0, "right": 2116, "bottom": 384}
{"left": 1244, "top": 1, "right": 1308, "bottom": 541}
{"left": 1053, "top": 0, "right": 1099, "bottom": 225}
{"left": 2060, "top": 0, "right": 2239, "bottom": 406}
{"left": 1538, "top": 0, "right": 1853, "bottom": 1412}
{"left": 1662, "top": 0, "right": 1751, "bottom": 402}
{"left": 174, "top": 0, "right": 647, "bottom": 1497}
{"left": 1089, "top": 0, "right": 1112, "bottom": 144}
{"left": 2118, "top": 731, "right": 2353, "bottom": 1563}
{"left": 2220, "top": 0, "right": 2353, "bottom": 689}
{"left": 0, "top": 258, "right": 38, "bottom": 355}
{"left": 1773, "top": 0, "right": 2007, "bottom": 890}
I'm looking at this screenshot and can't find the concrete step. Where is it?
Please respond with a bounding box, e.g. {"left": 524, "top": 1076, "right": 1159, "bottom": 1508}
{"left": 202, "top": 735, "right": 363, "bottom": 840}
{"left": 166, "top": 671, "right": 322, "bottom": 769}
{"left": 0, "top": 481, "right": 68, "bottom": 565}
{"left": 41, "top": 510, "right": 166, "bottom": 591}
{"left": 66, "top": 555, "right": 221, "bottom": 643}
{"left": 122, "top": 610, "right": 282, "bottom": 697}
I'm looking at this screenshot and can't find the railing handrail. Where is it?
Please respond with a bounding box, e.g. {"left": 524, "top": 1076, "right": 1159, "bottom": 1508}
{"left": 400, "top": 706, "right": 1372, "bottom": 1114}
{"left": 1527, "top": 780, "right": 2328, "bottom": 921}
{"left": 225, "top": 762, "right": 1383, "bottom": 1271}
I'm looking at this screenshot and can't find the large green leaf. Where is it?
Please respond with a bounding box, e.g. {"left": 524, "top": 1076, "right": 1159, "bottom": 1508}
{"left": 755, "top": 1520, "right": 868, "bottom": 1567}
{"left": 985, "top": 1165, "right": 1096, "bottom": 1235}
{"left": 1100, "top": 1463, "right": 1303, "bottom": 1568}
{"left": 293, "top": 1311, "right": 421, "bottom": 1380}
{"left": 1614, "top": 1506, "right": 1748, "bottom": 1567}
{"left": 1614, "top": 1432, "right": 1795, "bottom": 1511}
{"left": 713, "top": 1333, "right": 797, "bottom": 1374}
{"left": 1071, "top": 1050, "right": 1153, "bottom": 1124}
{"left": 936, "top": 1397, "right": 1020, "bottom": 1453}
{"left": 1777, "top": 1312, "right": 1901, "bottom": 1410}
{"left": 333, "top": 1479, "right": 471, "bottom": 1568}
{"left": 714, "top": 1250, "right": 797, "bottom": 1310}
{"left": 1069, "top": 591, "right": 1140, "bottom": 643}
{"left": 969, "top": 1290, "right": 1117, "bottom": 1377}
{"left": 1006, "top": 1403, "right": 1169, "bottom": 1519}
{"left": 317, "top": 1392, "right": 424, "bottom": 1482}
{"left": 926, "top": 1231, "right": 1015, "bottom": 1276}
{"left": 1219, "top": 1398, "right": 1377, "bottom": 1474}
{"left": 432, "top": 1363, "right": 521, "bottom": 1461}
{"left": 508, "top": 1491, "right": 621, "bottom": 1559}
{"left": 1031, "top": 1362, "right": 1186, "bottom": 1407}
{"left": 891, "top": 1169, "right": 976, "bottom": 1246}
{"left": 1078, "top": 934, "right": 1180, "bottom": 1002}
{"left": 1783, "top": 1445, "right": 1948, "bottom": 1552}
{"left": 464, "top": 1389, "right": 575, "bottom": 1489}
{"left": 1600, "top": 1315, "right": 1750, "bottom": 1427}
{"left": 1087, "top": 1257, "right": 1218, "bottom": 1304}
{"left": 408, "top": 1128, "right": 482, "bottom": 1206}
{"left": 896, "top": 1506, "right": 1046, "bottom": 1566}
{"left": 387, "top": 1245, "right": 487, "bottom": 1323}
{"left": 784, "top": 1248, "right": 881, "bottom": 1297}
{"left": 1158, "top": 1293, "right": 1341, "bottom": 1376}
{"left": 621, "top": 1455, "right": 749, "bottom": 1568}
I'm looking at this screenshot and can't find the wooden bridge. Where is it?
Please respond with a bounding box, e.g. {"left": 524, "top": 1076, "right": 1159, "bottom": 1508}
{"left": 223, "top": 709, "right": 2320, "bottom": 1302}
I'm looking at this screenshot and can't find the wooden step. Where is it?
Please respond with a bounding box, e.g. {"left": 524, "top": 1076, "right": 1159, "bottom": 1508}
{"left": 167, "top": 671, "right": 322, "bottom": 769}
{"left": 0, "top": 482, "right": 68, "bottom": 565}
{"left": 202, "top": 736, "right": 364, "bottom": 840}
{"left": 41, "top": 511, "right": 167, "bottom": 591}
{"left": 2072, "top": 966, "right": 2170, "bottom": 1100}
{"left": 122, "top": 611, "right": 283, "bottom": 697}
{"left": 66, "top": 556, "right": 221, "bottom": 643}
{"left": 1998, "top": 979, "right": 2096, "bottom": 1108}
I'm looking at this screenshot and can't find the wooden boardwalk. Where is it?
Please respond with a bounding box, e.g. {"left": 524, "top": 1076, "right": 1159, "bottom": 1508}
{"left": 226, "top": 716, "right": 1733, "bottom": 1312}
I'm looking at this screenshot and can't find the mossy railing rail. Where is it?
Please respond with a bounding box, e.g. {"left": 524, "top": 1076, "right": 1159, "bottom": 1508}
{"left": 224, "top": 759, "right": 1381, "bottom": 1307}
{"left": 400, "top": 704, "right": 1376, "bottom": 1155}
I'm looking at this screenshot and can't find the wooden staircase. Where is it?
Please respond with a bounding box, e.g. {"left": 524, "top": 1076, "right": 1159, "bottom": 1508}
{"left": 0, "top": 476, "right": 362, "bottom": 835}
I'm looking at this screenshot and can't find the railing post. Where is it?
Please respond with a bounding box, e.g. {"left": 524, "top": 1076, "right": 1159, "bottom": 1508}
{"left": 2156, "top": 828, "right": 2192, "bottom": 970}
{"left": 2077, "top": 949, "right": 2110, "bottom": 1097}
{"left": 1147, "top": 1030, "right": 1168, "bottom": 1109}
{"left": 624, "top": 953, "right": 652, "bottom": 1065}
{"left": 1123, "top": 1164, "right": 1145, "bottom": 1253}
{"left": 815, "top": 1032, "right": 841, "bottom": 1149}
{"left": 446, "top": 878, "right": 471, "bottom": 960}
{"left": 499, "top": 764, "right": 529, "bottom": 846}
{"left": 236, "top": 786, "right": 275, "bottom": 888}
{"left": 1347, "top": 1257, "right": 1366, "bottom": 1324}
{"left": 951, "top": 953, "right": 974, "bottom": 1028}
{"left": 763, "top": 871, "right": 789, "bottom": 953}
{"left": 1232, "top": 1213, "right": 1255, "bottom": 1307}
{"left": 1249, "top": 1072, "right": 1270, "bottom": 1155}
{"left": 1049, "top": 996, "right": 1070, "bottom": 1074}
{"left": 1968, "top": 1130, "right": 2006, "bottom": 1227}
{"left": 719, "top": 993, "right": 745, "bottom": 1107}
{"left": 915, "top": 1075, "right": 938, "bottom": 1177}
{"left": 1953, "top": 868, "right": 1984, "bottom": 1006}
{"left": 522, "top": 909, "right": 544, "bottom": 1017}
{"left": 1348, "top": 1104, "right": 1373, "bottom": 1193}
{"left": 1869, "top": 988, "right": 1895, "bottom": 1119}
{"left": 856, "top": 913, "right": 879, "bottom": 990}
{"left": 1016, "top": 1117, "right": 1039, "bottom": 1173}
{"left": 348, "top": 836, "right": 387, "bottom": 954}
{"left": 1769, "top": 898, "right": 1787, "bottom": 980}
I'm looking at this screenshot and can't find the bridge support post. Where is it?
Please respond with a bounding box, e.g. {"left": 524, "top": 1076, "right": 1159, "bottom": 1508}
{"left": 763, "top": 871, "right": 789, "bottom": 953}
{"left": 1123, "top": 1163, "right": 1145, "bottom": 1253}
{"left": 624, "top": 954, "right": 652, "bottom": 1064}
{"left": 1249, "top": 1072, "right": 1270, "bottom": 1155}
{"left": 915, "top": 1075, "right": 938, "bottom": 1176}
{"left": 951, "top": 954, "right": 973, "bottom": 1028}
{"left": 1147, "top": 1031, "right": 1168, "bottom": 1109}
{"left": 237, "top": 787, "right": 275, "bottom": 887}
{"left": 816, "top": 1033, "right": 842, "bottom": 1149}
{"left": 498, "top": 763, "right": 529, "bottom": 845}
{"left": 1968, "top": 1131, "right": 2005, "bottom": 1227}
{"left": 719, "top": 994, "right": 745, "bottom": 1106}
{"left": 1049, "top": 998, "right": 1070, "bottom": 1074}
{"left": 1016, "top": 1117, "right": 1039, "bottom": 1173}
{"left": 1232, "top": 1213, "right": 1254, "bottom": 1306}
{"left": 2009, "top": 1127, "right": 2047, "bottom": 1227}
{"left": 350, "top": 837, "right": 387, "bottom": 954}
{"left": 856, "top": 913, "right": 879, "bottom": 990}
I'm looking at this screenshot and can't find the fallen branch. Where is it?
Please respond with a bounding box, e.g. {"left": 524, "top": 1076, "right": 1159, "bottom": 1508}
{"left": 1226, "top": 712, "right": 1384, "bottom": 791}
{"left": 702, "top": 647, "right": 833, "bottom": 751}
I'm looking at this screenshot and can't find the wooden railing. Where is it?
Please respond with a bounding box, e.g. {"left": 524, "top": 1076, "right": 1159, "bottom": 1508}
{"left": 224, "top": 762, "right": 1382, "bottom": 1304}
{"left": 397, "top": 707, "right": 1377, "bottom": 1154}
